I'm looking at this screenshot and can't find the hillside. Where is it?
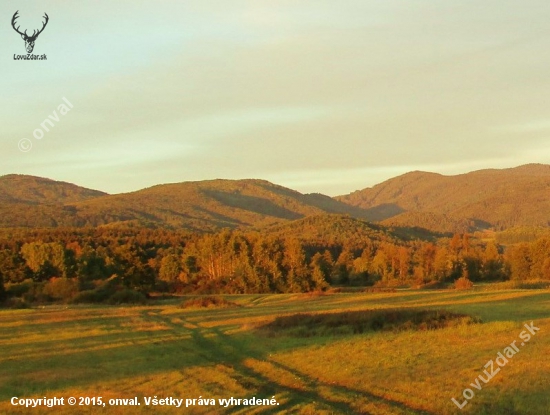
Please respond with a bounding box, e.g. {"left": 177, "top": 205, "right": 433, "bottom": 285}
{"left": 73, "top": 179, "right": 327, "bottom": 230}
{"left": 380, "top": 212, "right": 475, "bottom": 234}
{"left": 337, "top": 164, "right": 550, "bottom": 231}
{"left": 2, "top": 164, "right": 550, "bottom": 232}
{"left": 0, "top": 175, "right": 108, "bottom": 228}
{"left": 0, "top": 175, "right": 107, "bottom": 204}
{"left": 0, "top": 177, "right": 375, "bottom": 231}
{"left": 263, "top": 214, "right": 393, "bottom": 245}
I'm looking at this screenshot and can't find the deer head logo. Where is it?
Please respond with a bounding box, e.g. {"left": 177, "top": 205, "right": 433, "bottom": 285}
{"left": 11, "top": 11, "right": 49, "bottom": 54}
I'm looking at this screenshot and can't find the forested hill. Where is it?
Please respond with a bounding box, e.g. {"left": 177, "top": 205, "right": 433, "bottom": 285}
{"left": 0, "top": 174, "right": 107, "bottom": 204}
{"left": 2, "top": 168, "right": 550, "bottom": 299}
{"left": 0, "top": 176, "right": 376, "bottom": 230}
{"left": 337, "top": 164, "right": 550, "bottom": 231}
{"left": 0, "top": 175, "right": 108, "bottom": 228}
{"left": 2, "top": 164, "right": 550, "bottom": 232}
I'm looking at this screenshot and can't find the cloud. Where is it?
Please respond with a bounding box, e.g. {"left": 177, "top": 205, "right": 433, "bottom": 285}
{"left": 2, "top": 0, "right": 550, "bottom": 195}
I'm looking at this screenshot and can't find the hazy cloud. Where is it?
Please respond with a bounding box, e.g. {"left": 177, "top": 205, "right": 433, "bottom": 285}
{"left": 2, "top": 1, "right": 550, "bottom": 195}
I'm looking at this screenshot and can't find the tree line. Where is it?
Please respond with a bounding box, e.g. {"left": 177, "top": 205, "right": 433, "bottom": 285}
{"left": 0, "top": 224, "right": 548, "bottom": 305}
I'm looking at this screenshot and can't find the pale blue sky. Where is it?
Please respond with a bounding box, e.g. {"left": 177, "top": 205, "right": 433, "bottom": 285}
{"left": 2, "top": 1, "right": 550, "bottom": 195}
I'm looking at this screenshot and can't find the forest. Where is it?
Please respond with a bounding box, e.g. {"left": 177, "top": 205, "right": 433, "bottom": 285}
{"left": 1, "top": 214, "right": 549, "bottom": 307}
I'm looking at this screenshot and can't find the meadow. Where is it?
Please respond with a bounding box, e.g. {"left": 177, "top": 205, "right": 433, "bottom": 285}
{"left": 1, "top": 289, "right": 549, "bottom": 414}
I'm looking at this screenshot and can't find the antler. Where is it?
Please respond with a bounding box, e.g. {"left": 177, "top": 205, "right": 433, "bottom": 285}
{"left": 29, "top": 13, "right": 49, "bottom": 40}
{"left": 11, "top": 11, "right": 49, "bottom": 40}
{"left": 11, "top": 11, "right": 27, "bottom": 37}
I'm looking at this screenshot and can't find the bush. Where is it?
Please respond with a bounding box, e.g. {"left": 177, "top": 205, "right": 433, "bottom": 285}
{"left": 0, "top": 279, "right": 5, "bottom": 302}
{"left": 455, "top": 276, "right": 474, "bottom": 290}
{"left": 5, "top": 280, "right": 34, "bottom": 298}
{"left": 4, "top": 280, "right": 53, "bottom": 304}
{"left": 43, "top": 278, "right": 78, "bottom": 302}
{"left": 2, "top": 298, "right": 30, "bottom": 309}
{"left": 22, "top": 282, "right": 51, "bottom": 304}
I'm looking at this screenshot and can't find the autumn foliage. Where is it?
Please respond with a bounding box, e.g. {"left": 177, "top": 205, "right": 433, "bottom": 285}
{"left": 0, "top": 219, "right": 548, "bottom": 305}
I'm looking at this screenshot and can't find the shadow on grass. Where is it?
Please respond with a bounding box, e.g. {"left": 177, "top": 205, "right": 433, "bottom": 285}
{"left": 5, "top": 291, "right": 550, "bottom": 414}
{"left": 1, "top": 307, "right": 438, "bottom": 415}
{"left": 257, "top": 309, "right": 481, "bottom": 338}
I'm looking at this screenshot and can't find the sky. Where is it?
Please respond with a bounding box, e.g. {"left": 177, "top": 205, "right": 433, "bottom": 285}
{"left": 2, "top": 1, "right": 550, "bottom": 196}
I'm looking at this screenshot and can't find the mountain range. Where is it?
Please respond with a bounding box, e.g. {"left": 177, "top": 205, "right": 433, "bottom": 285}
{"left": 1, "top": 163, "right": 549, "bottom": 233}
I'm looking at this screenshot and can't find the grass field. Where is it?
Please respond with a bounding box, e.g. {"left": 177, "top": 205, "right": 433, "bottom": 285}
{"left": 1, "top": 289, "right": 549, "bottom": 414}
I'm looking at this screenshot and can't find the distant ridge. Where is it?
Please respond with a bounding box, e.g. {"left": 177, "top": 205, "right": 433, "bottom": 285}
{"left": 0, "top": 176, "right": 376, "bottom": 230}
{"left": 0, "top": 174, "right": 107, "bottom": 204}
{"left": 0, "top": 175, "right": 108, "bottom": 228}
{"left": 337, "top": 164, "right": 550, "bottom": 230}
{"left": 1, "top": 164, "right": 549, "bottom": 231}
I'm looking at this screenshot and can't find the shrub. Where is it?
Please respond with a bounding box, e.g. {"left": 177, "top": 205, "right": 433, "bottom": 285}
{"left": 5, "top": 280, "right": 52, "bottom": 304}
{"left": 455, "top": 276, "right": 474, "bottom": 290}
{"left": 2, "top": 298, "right": 30, "bottom": 309}
{"left": 43, "top": 278, "right": 79, "bottom": 302}
{"left": 5, "top": 280, "right": 34, "bottom": 298}
{"left": 22, "top": 282, "right": 50, "bottom": 304}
